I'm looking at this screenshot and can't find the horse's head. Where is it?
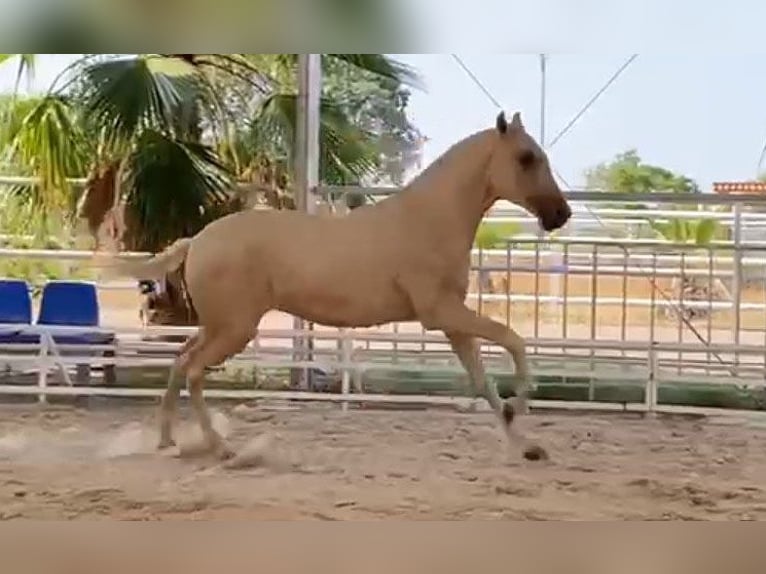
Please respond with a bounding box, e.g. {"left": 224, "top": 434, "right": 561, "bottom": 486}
{"left": 487, "top": 111, "right": 571, "bottom": 232}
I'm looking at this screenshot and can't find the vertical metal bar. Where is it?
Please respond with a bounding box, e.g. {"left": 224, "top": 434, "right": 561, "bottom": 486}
{"left": 37, "top": 334, "right": 49, "bottom": 404}
{"left": 620, "top": 246, "right": 628, "bottom": 358}
{"left": 732, "top": 202, "right": 743, "bottom": 377}
{"left": 549, "top": 239, "right": 562, "bottom": 343}
{"left": 392, "top": 322, "right": 399, "bottom": 364}
{"left": 763, "top": 252, "right": 766, "bottom": 384}
{"left": 678, "top": 249, "right": 686, "bottom": 376}
{"left": 539, "top": 54, "right": 547, "bottom": 147}
{"left": 292, "top": 53, "right": 321, "bottom": 390}
{"left": 506, "top": 241, "right": 514, "bottom": 373}
{"left": 537, "top": 54, "right": 548, "bottom": 348}
{"left": 477, "top": 247, "right": 485, "bottom": 317}
{"left": 295, "top": 53, "right": 321, "bottom": 215}
{"left": 650, "top": 249, "right": 658, "bottom": 348}
{"left": 706, "top": 246, "right": 714, "bottom": 377}
{"left": 645, "top": 346, "right": 659, "bottom": 414}
{"left": 340, "top": 330, "right": 351, "bottom": 412}
{"left": 562, "top": 243, "right": 570, "bottom": 345}
{"left": 589, "top": 243, "right": 598, "bottom": 401}
{"left": 534, "top": 239, "right": 541, "bottom": 354}
{"left": 505, "top": 241, "right": 512, "bottom": 328}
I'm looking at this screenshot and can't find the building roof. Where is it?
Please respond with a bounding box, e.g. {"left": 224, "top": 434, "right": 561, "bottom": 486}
{"left": 713, "top": 181, "right": 766, "bottom": 194}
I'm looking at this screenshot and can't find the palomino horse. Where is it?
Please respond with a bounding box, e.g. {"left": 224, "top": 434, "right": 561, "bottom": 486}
{"left": 105, "top": 111, "right": 571, "bottom": 461}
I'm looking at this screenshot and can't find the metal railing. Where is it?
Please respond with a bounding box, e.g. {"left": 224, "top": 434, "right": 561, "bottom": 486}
{"left": 0, "top": 186, "right": 765, "bottom": 412}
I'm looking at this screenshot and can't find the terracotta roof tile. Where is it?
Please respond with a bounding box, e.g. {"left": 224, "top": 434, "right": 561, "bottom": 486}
{"left": 713, "top": 181, "right": 766, "bottom": 194}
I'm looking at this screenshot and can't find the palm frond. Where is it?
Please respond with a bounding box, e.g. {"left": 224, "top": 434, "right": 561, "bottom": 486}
{"left": 0, "top": 54, "right": 36, "bottom": 92}
{"left": 124, "top": 130, "right": 234, "bottom": 251}
{"left": 79, "top": 55, "right": 200, "bottom": 149}
{"left": 165, "top": 54, "right": 276, "bottom": 94}
{"left": 326, "top": 54, "right": 422, "bottom": 89}
{"left": 248, "top": 93, "right": 380, "bottom": 185}
{"left": 5, "top": 95, "right": 88, "bottom": 210}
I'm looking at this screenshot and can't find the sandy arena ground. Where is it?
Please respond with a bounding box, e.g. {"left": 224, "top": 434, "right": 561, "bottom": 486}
{"left": 1, "top": 402, "right": 766, "bottom": 520}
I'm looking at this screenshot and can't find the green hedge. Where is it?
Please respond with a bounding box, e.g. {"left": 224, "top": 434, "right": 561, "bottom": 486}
{"left": 24, "top": 364, "right": 760, "bottom": 412}
{"left": 359, "top": 369, "right": 766, "bottom": 412}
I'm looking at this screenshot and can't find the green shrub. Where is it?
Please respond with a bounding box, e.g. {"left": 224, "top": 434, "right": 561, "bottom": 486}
{"left": 474, "top": 221, "right": 522, "bottom": 250}
{"left": 0, "top": 190, "right": 93, "bottom": 289}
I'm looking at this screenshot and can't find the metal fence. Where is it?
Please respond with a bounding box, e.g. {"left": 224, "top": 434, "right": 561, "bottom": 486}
{"left": 1, "top": 186, "right": 765, "bottom": 412}
{"left": 319, "top": 187, "right": 766, "bottom": 392}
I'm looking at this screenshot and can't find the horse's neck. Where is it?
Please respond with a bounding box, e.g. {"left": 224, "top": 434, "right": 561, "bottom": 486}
{"left": 397, "top": 130, "right": 495, "bottom": 250}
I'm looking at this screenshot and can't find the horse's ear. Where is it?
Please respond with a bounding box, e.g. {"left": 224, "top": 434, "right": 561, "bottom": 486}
{"left": 510, "top": 111, "right": 523, "bottom": 130}
{"left": 496, "top": 111, "right": 508, "bottom": 134}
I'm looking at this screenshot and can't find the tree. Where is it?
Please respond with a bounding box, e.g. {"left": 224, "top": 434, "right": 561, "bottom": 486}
{"left": 585, "top": 149, "right": 700, "bottom": 195}
{"left": 583, "top": 148, "right": 710, "bottom": 235}
{"left": 0, "top": 53, "right": 422, "bottom": 326}
{"left": 322, "top": 56, "right": 424, "bottom": 187}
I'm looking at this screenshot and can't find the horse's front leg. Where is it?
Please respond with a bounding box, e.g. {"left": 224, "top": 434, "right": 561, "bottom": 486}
{"left": 423, "top": 300, "right": 546, "bottom": 461}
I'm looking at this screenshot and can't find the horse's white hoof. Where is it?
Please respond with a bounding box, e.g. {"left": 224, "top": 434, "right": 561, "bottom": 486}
{"left": 159, "top": 444, "right": 183, "bottom": 458}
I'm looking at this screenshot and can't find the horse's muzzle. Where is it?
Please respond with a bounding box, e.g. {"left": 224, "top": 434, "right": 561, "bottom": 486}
{"left": 532, "top": 197, "right": 572, "bottom": 232}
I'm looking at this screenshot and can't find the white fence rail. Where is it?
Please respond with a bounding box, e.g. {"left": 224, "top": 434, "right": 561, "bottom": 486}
{"left": 1, "top": 323, "right": 765, "bottom": 413}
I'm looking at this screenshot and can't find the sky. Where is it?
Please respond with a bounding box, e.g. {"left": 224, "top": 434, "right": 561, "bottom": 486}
{"left": 396, "top": 53, "right": 766, "bottom": 191}
{"left": 3, "top": 50, "right": 766, "bottom": 192}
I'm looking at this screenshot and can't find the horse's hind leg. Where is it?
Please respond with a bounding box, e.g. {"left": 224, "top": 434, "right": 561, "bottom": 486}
{"left": 184, "top": 327, "right": 253, "bottom": 460}
{"left": 445, "top": 332, "right": 490, "bottom": 402}
{"left": 158, "top": 332, "right": 202, "bottom": 450}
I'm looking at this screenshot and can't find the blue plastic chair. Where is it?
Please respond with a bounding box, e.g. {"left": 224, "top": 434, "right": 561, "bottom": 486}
{"left": 0, "top": 279, "right": 38, "bottom": 344}
{"left": 36, "top": 281, "right": 114, "bottom": 345}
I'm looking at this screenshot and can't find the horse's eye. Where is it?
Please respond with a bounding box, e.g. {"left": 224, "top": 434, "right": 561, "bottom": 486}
{"left": 518, "top": 150, "right": 536, "bottom": 169}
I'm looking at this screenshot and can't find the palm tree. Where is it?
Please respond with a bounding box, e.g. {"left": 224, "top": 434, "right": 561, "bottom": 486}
{"left": 0, "top": 53, "right": 422, "bottom": 325}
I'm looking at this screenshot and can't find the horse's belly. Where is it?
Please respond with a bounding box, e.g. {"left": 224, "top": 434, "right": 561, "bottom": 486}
{"left": 275, "top": 282, "right": 413, "bottom": 328}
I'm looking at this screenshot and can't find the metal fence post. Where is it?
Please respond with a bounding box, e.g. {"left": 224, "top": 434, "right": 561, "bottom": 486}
{"left": 645, "top": 343, "right": 659, "bottom": 415}
{"left": 340, "top": 328, "right": 352, "bottom": 412}
{"left": 291, "top": 53, "right": 322, "bottom": 390}
{"left": 37, "top": 335, "right": 50, "bottom": 404}
{"left": 732, "top": 202, "right": 743, "bottom": 377}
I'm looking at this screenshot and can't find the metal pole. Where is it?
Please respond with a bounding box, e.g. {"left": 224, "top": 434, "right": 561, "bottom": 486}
{"left": 539, "top": 54, "right": 547, "bottom": 147}
{"left": 295, "top": 53, "right": 321, "bottom": 215}
{"left": 291, "top": 53, "right": 321, "bottom": 390}
{"left": 540, "top": 54, "right": 559, "bottom": 320}
{"left": 732, "top": 202, "right": 743, "bottom": 377}
{"left": 537, "top": 53, "right": 546, "bottom": 246}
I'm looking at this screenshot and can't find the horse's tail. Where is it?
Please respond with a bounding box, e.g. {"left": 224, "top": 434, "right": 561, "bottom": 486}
{"left": 94, "top": 237, "right": 193, "bottom": 281}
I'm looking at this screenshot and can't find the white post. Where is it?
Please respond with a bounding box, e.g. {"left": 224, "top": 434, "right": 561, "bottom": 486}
{"left": 732, "top": 202, "right": 743, "bottom": 377}
{"left": 539, "top": 54, "right": 547, "bottom": 148}
{"left": 540, "top": 54, "right": 561, "bottom": 325}
{"left": 645, "top": 344, "right": 659, "bottom": 416}
{"left": 340, "top": 329, "right": 351, "bottom": 412}
{"left": 37, "top": 335, "right": 50, "bottom": 404}
{"left": 292, "top": 53, "right": 322, "bottom": 390}
{"left": 44, "top": 331, "right": 73, "bottom": 386}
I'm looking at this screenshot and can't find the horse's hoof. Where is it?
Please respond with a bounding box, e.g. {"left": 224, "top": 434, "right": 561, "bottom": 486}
{"left": 523, "top": 445, "right": 548, "bottom": 462}
{"left": 502, "top": 402, "right": 515, "bottom": 425}
{"left": 214, "top": 444, "right": 237, "bottom": 461}
{"left": 157, "top": 438, "right": 177, "bottom": 450}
